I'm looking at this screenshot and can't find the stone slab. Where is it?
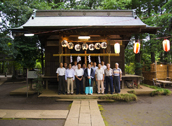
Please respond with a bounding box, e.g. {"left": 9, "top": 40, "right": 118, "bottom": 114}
{"left": 79, "top": 113, "right": 91, "bottom": 124}
{"left": 0, "top": 110, "right": 68, "bottom": 119}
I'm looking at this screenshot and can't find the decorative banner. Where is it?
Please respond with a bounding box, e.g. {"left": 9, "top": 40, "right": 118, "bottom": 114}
{"left": 75, "top": 44, "right": 81, "bottom": 51}
{"left": 133, "top": 42, "right": 140, "bottom": 54}
{"left": 77, "top": 56, "right": 81, "bottom": 63}
{"left": 114, "top": 42, "right": 120, "bottom": 54}
{"left": 89, "top": 44, "right": 95, "bottom": 51}
{"left": 101, "top": 42, "right": 107, "bottom": 49}
{"left": 82, "top": 43, "right": 88, "bottom": 50}
{"left": 95, "top": 43, "right": 101, "bottom": 49}
{"left": 98, "top": 56, "right": 101, "bottom": 64}
{"left": 70, "top": 55, "right": 73, "bottom": 63}
{"left": 88, "top": 55, "right": 91, "bottom": 63}
{"left": 68, "top": 42, "right": 74, "bottom": 49}
{"left": 61, "top": 40, "right": 68, "bottom": 47}
{"left": 163, "top": 39, "right": 170, "bottom": 52}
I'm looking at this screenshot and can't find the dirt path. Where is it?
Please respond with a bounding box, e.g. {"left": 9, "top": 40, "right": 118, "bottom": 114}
{"left": 101, "top": 94, "right": 172, "bottom": 126}
{"left": 0, "top": 81, "right": 70, "bottom": 126}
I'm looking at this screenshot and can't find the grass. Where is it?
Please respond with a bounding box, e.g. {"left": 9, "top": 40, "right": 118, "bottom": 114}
{"left": 141, "top": 84, "right": 171, "bottom": 96}
{"left": 98, "top": 104, "right": 109, "bottom": 126}
{"left": 99, "top": 94, "right": 137, "bottom": 102}
{"left": 68, "top": 103, "right": 72, "bottom": 110}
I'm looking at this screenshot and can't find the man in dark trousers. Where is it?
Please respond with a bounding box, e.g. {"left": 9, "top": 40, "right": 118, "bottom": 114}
{"left": 56, "top": 63, "right": 66, "bottom": 95}
{"left": 84, "top": 63, "right": 94, "bottom": 95}
{"left": 113, "top": 63, "right": 122, "bottom": 94}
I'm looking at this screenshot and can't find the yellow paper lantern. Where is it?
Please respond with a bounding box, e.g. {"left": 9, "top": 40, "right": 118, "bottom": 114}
{"left": 101, "top": 42, "right": 107, "bottom": 49}
{"left": 75, "top": 44, "right": 81, "bottom": 51}
{"left": 95, "top": 43, "right": 101, "bottom": 49}
{"left": 68, "top": 42, "right": 74, "bottom": 49}
{"left": 82, "top": 43, "right": 88, "bottom": 50}
{"left": 89, "top": 44, "right": 95, "bottom": 51}
{"left": 61, "top": 40, "right": 68, "bottom": 47}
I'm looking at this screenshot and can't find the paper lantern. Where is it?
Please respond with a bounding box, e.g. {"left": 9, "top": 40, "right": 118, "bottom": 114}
{"left": 61, "top": 40, "right": 68, "bottom": 47}
{"left": 89, "top": 44, "right": 94, "bottom": 51}
{"left": 95, "top": 43, "right": 101, "bottom": 49}
{"left": 68, "top": 42, "right": 74, "bottom": 49}
{"left": 114, "top": 43, "right": 120, "bottom": 54}
{"left": 163, "top": 39, "right": 170, "bottom": 52}
{"left": 101, "top": 42, "right": 107, "bottom": 49}
{"left": 82, "top": 43, "right": 88, "bottom": 50}
{"left": 75, "top": 44, "right": 81, "bottom": 51}
{"left": 133, "top": 42, "right": 140, "bottom": 54}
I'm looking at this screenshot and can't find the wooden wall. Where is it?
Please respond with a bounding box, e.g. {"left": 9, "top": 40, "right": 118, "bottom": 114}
{"left": 45, "top": 46, "right": 59, "bottom": 76}
{"left": 142, "top": 64, "right": 168, "bottom": 85}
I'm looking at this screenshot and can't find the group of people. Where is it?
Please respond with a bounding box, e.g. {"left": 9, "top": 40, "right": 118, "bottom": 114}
{"left": 56, "top": 61, "right": 122, "bottom": 95}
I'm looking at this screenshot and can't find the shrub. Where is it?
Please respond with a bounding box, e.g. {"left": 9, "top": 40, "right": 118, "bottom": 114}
{"left": 142, "top": 84, "right": 171, "bottom": 96}
{"left": 99, "top": 94, "right": 137, "bottom": 102}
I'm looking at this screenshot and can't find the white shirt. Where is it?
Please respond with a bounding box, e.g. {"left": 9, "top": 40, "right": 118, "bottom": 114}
{"left": 72, "top": 65, "right": 78, "bottom": 71}
{"left": 105, "top": 68, "right": 113, "bottom": 76}
{"left": 92, "top": 66, "right": 98, "bottom": 72}
{"left": 87, "top": 68, "right": 91, "bottom": 76}
{"left": 95, "top": 68, "right": 104, "bottom": 80}
{"left": 102, "top": 65, "right": 107, "bottom": 70}
{"left": 75, "top": 68, "right": 84, "bottom": 77}
{"left": 56, "top": 67, "right": 66, "bottom": 76}
{"left": 65, "top": 68, "right": 75, "bottom": 80}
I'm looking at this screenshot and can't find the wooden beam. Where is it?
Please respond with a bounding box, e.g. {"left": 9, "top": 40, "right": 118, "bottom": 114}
{"left": 53, "top": 53, "right": 119, "bottom": 57}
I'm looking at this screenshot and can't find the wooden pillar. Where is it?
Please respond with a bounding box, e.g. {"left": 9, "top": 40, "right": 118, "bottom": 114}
{"left": 59, "top": 34, "right": 63, "bottom": 63}
{"left": 65, "top": 47, "right": 67, "bottom": 63}
{"left": 85, "top": 51, "right": 87, "bottom": 66}
{"left": 107, "top": 38, "right": 111, "bottom": 64}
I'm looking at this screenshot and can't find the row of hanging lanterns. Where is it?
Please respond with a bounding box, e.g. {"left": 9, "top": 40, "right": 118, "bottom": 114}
{"left": 133, "top": 39, "right": 170, "bottom": 54}
{"left": 61, "top": 40, "right": 108, "bottom": 51}
{"left": 62, "top": 39, "right": 170, "bottom": 54}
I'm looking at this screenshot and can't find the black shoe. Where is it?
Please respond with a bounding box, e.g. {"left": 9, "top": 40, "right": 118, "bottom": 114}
{"left": 58, "top": 93, "right": 61, "bottom": 95}
{"left": 63, "top": 92, "right": 65, "bottom": 95}
{"left": 71, "top": 93, "right": 73, "bottom": 95}
{"left": 111, "top": 92, "right": 113, "bottom": 94}
{"left": 102, "top": 93, "right": 104, "bottom": 95}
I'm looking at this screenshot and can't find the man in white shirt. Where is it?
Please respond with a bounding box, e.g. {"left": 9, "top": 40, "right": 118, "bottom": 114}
{"left": 92, "top": 62, "right": 98, "bottom": 93}
{"left": 56, "top": 63, "right": 66, "bottom": 95}
{"left": 105, "top": 63, "right": 114, "bottom": 94}
{"left": 65, "top": 64, "right": 75, "bottom": 95}
{"left": 101, "top": 61, "right": 107, "bottom": 70}
{"left": 72, "top": 61, "right": 78, "bottom": 71}
{"left": 75, "top": 64, "right": 84, "bottom": 94}
{"left": 101, "top": 61, "right": 107, "bottom": 89}
{"left": 95, "top": 63, "right": 104, "bottom": 94}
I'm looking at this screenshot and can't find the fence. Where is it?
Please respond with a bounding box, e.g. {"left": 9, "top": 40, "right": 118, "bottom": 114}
{"left": 142, "top": 63, "right": 171, "bottom": 85}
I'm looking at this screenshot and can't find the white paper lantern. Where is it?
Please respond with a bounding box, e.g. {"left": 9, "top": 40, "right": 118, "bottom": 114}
{"left": 101, "top": 42, "right": 107, "bottom": 49}
{"left": 89, "top": 44, "right": 95, "bottom": 51}
{"left": 61, "top": 40, "right": 68, "bottom": 47}
{"left": 68, "top": 42, "right": 74, "bottom": 49}
{"left": 95, "top": 43, "right": 101, "bottom": 49}
{"left": 82, "top": 43, "right": 88, "bottom": 50}
{"left": 114, "top": 43, "right": 120, "bottom": 54}
{"left": 75, "top": 44, "right": 81, "bottom": 51}
{"left": 133, "top": 42, "right": 140, "bottom": 54}
{"left": 163, "top": 39, "right": 170, "bottom": 52}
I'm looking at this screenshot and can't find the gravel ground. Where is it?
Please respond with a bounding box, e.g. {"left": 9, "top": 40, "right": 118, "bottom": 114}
{"left": 0, "top": 80, "right": 71, "bottom": 126}
{"left": 101, "top": 87, "right": 172, "bottom": 126}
